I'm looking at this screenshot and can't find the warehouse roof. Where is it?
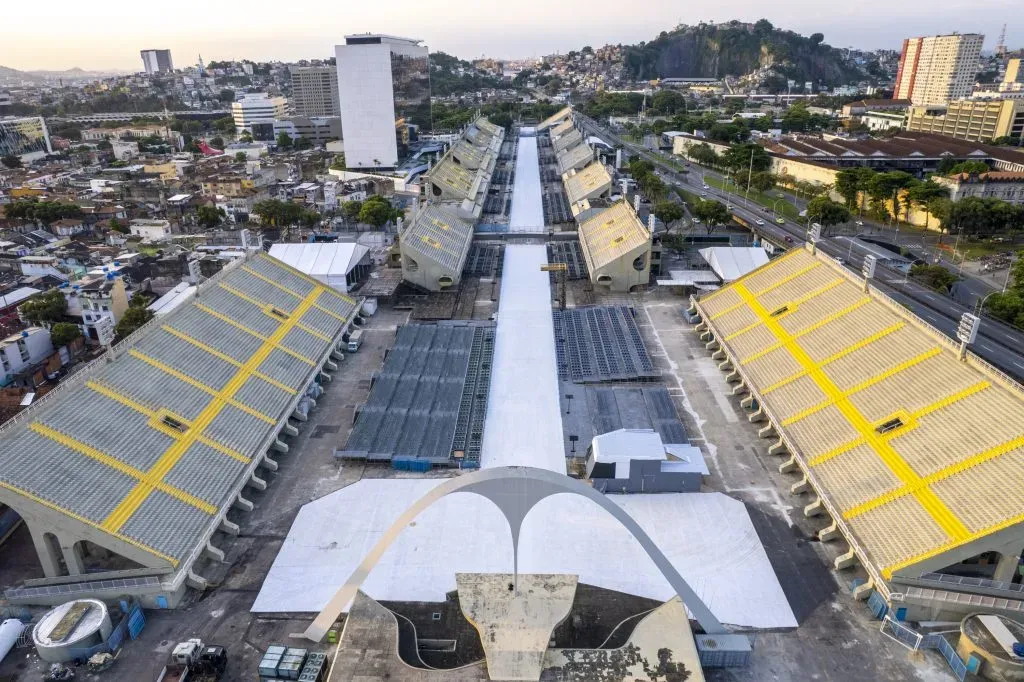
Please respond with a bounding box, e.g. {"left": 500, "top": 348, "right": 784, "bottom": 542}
{"left": 577, "top": 201, "right": 651, "bottom": 272}
{"left": 0, "top": 253, "right": 356, "bottom": 566}
{"left": 400, "top": 204, "right": 475, "bottom": 273}
{"left": 695, "top": 246, "right": 1024, "bottom": 581}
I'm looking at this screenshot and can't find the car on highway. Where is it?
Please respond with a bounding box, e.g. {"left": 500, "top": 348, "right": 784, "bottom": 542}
{"left": 726, "top": 204, "right": 734, "bottom": 211}
{"left": 702, "top": 184, "right": 709, "bottom": 190}
{"left": 785, "top": 236, "right": 795, "bottom": 244}
{"left": 755, "top": 219, "right": 765, "bottom": 226}
{"left": 775, "top": 217, "right": 785, "bottom": 224}
{"left": 855, "top": 220, "right": 864, "bottom": 226}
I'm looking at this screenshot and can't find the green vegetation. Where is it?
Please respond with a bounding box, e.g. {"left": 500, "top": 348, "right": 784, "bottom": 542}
{"left": 4, "top": 199, "right": 82, "bottom": 224}
{"left": 114, "top": 298, "right": 154, "bottom": 340}
{"left": 653, "top": 201, "right": 686, "bottom": 229}
{"left": 252, "top": 200, "right": 319, "bottom": 229}
{"left": 910, "top": 264, "right": 959, "bottom": 293}
{"left": 19, "top": 290, "right": 68, "bottom": 325}
{"left": 276, "top": 132, "right": 293, "bottom": 149}
{"left": 357, "top": 195, "right": 404, "bottom": 228}
{"left": 930, "top": 196, "right": 1024, "bottom": 237}
{"left": 983, "top": 255, "right": 1024, "bottom": 328}
{"left": 50, "top": 323, "right": 82, "bottom": 348}
{"left": 692, "top": 199, "right": 732, "bottom": 233}
{"left": 806, "top": 196, "right": 851, "bottom": 234}
{"left": 1, "top": 155, "right": 22, "bottom": 169}
{"left": 235, "top": 152, "right": 247, "bottom": 163}
{"left": 197, "top": 205, "right": 226, "bottom": 229}
{"left": 429, "top": 52, "right": 510, "bottom": 97}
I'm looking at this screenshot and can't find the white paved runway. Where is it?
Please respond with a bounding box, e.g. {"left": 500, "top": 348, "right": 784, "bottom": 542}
{"left": 508, "top": 129, "right": 544, "bottom": 232}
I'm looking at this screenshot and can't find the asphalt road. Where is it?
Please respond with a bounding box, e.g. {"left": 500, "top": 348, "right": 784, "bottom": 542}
{"left": 575, "top": 114, "right": 1024, "bottom": 382}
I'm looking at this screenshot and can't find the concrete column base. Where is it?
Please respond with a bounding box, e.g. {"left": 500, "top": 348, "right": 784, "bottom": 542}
{"left": 768, "top": 439, "right": 787, "bottom": 456}
{"left": 719, "top": 360, "right": 733, "bottom": 372}
{"left": 779, "top": 456, "right": 798, "bottom": 474}
{"left": 319, "top": 371, "right": 333, "bottom": 383}
{"left": 732, "top": 382, "right": 748, "bottom": 396}
{"left": 291, "top": 409, "right": 308, "bottom": 422}
{"left": 325, "top": 360, "right": 338, "bottom": 372}
{"left": 804, "top": 497, "right": 824, "bottom": 517}
{"left": 852, "top": 580, "right": 874, "bottom": 601}
{"left": 791, "top": 477, "right": 809, "bottom": 494}
{"left": 705, "top": 340, "right": 719, "bottom": 351}
{"left": 748, "top": 407, "right": 765, "bottom": 423}
{"left": 272, "top": 439, "right": 289, "bottom": 453}
{"left": 233, "top": 495, "right": 254, "bottom": 512}
{"left": 282, "top": 423, "right": 299, "bottom": 437}
{"left": 834, "top": 548, "right": 857, "bottom": 570}
{"left": 757, "top": 423, "right": 775, "bottom": 438}
{"left": 204, "top": 542, "right": 225, "bottom": 562}
{"left": 262, "top": 455, "right": 279, "bottom": 471}
{"left": 711, "top": 350, "right": 726, "bottom": 361}
{"left": 248, "top": 474, "right": 267, "bottom": 491}
{"left": 818, "top": 521, "right": 841, "bottom": 542}
{"left": 740, "top": 395, "right": 755, "bottom": 409}
{"left": 219, "top": 519, "right": 240, "bottom": 536}
{"left": 994, "top": 549, "right": 1021, "bottom": 583}
{"left": 186, "top": 570, "right": 209, "bottom": 591}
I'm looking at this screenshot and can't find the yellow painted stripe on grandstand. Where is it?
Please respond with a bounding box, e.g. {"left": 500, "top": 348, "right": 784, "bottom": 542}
{"left": 763, "top": 322, "right": 906, "bottom": 395}
{"left": 241, "top": 266, "right": 347, "bottom": 323}
{"left": 128, "top": 350, "right": 276, "bottom": 425}
{"left": 725, "top": 319, "right": 763, "bottom": 342}
{"left": 86, "top": 381, "right": 251, "bottom": 463}
{"left": 733, "top": 281, "right": 970, "bottom": 543}
{"left": 709, "top": 299, "right": 747, "bottom": 322}
{"left": 0, "top": 478, "right": 177, "bottom": 566}
{"left": 104, "top": 286, "right": 322, "bottom": 532}
{"left": 743, "top": 298, "right": 875, "bottom": 367}
{"left": 782, "top": 348, "right": 943, "bottom": 426}
{"left": 161, "top": 326, "right": 296, "bottom": 395}
{"left": 195, "top": 303, "right": 316, "bottom": 366}
{"left": 256, "top": 253, "right": 355, "bottom": 305}
{"left": 911, "top": 381, "right": 990, "bottom": 420}
{"left": 30, "top": 423, "right": 217, "bottom": 516}
{"left": 700, "top": 249, "right": 804, "bottom": 303}
{"left": 727, "top": 278, "right": 846, "bottom": 343}
{"left": 295, "top": 322, "right": 331, "bottom": 343}
{"left": 807, "top": 437, "right": 866, "bottom": 467}
{"left": 750, "top": 261, "right": 822, "bottom": 297}
{"left": 220, "top": 281, "right": 293, "bottom": 318}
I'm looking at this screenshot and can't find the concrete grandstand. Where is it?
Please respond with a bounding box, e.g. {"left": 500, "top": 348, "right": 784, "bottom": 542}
{"left": 577, "top": 200, "right": 652, "bottom": 292}
{"left": 0, "top": 253, "right": 357, "bottom": 607}
{"left": 693, "top": 244, "right": 1024, "bottom": 622}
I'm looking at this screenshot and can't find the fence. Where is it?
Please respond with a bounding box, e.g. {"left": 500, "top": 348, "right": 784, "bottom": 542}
{"left": 867, "top": 590, "right": 889, "bottom": 620}
{"left": 923, "top": 633, "right": 970, "bottom": 682}
{"left": 62, "top": 598, "right": 145, "bottom": 662}
{"left": 880, "top": 615, "right": 923, "bottom": 650}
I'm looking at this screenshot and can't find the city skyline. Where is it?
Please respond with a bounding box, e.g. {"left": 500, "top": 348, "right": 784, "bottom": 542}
{"left": 1, "top": 0, "right": 1020, "bottom": 72}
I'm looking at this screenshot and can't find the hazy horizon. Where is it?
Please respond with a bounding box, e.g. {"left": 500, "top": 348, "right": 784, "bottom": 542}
{"left": 1, "top": 0, "right": 1020, "bottom": 72}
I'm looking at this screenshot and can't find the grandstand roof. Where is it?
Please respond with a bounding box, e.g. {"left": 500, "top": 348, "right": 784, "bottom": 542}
{"left": 474, "top": 117, "right": 503, "bottom": 138}
{"left": 550, "top": 119, "right": 575, "bottom": 138}
{"left": 537, "top": 106, "right": 572, "bottom": 131}
{"left": 452, "top": 139, "right": 487, "bottom": 169}
{"left": 578, "top": 201, "right": 651, "bottom": 271}
{"left": 563, "top": 161, "right": 612, "bottom": 205}
{"left": 426, "top": 156, "right": 477, "bottom": 200}
{"left": 401, "top": 204, "right": 475, "bottom": 273}
{"left": 694, "top": 246, "right": 1024, "bottom": 582}
{"left": 557, "top": 142, "right": 595, "bottom": 175}
{"left": 0, "top": 253, "right": 356, "bottom": 566}
{"left": 552, "top": 128, "right": 584, "bottom": 154}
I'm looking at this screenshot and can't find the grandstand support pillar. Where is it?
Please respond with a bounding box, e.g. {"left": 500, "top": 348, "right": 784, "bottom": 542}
{"left": 186, "top": 571, "right": 209, "bottom": 591}
{"left": 852, "top": 579, "right": 874, "bottom": 600}
{"left": 695, "top": 322, "right": 707, "bottom": 333}
{"left": 723, "top": 368, "right": 738, "bottom": 382}
{"left": 262, "top": 455, "right": 280, "bottom": 471}
{"left": 324, "top": 360, "right": 338, "bottom": 372}
{"left": 699, "top": 331, "right": 713, "bottom": 342}
{"left": 282, "top": 423, "right": 299, "bottom": 438}
{"left": 804, "top": 497, "right": 825, "bottom": 517}
{"left": 994, "top": 548, "right": 1022, "bottom": 583}
{"left": 740, "top": 395, "right": 755, "bottom": 409}
{"left": 233, "top": 495, "right": 254, "bottom": 512}
{"left": 29, "top": 528, "right": 62, "bottom": 579}
{"left": 748, "top": 407, "right": 765, "bottom": 423}
{"left": 834, "top": 548, "right": 858, "bottom": 570}
{"left": 819, "top": 521, "right": 841, "bottom": 542}
{"left": 204, "top": 542, "right": 225, "bottom": 562}
{"left": 248, "top": 474, "right": 267, "bottom": 491}
{"left": 768, "top": 439, "right": 787, "bottom": 455}
{"left": 331, "top": 350, "right": 344, "bottom": 361}
{"left": 319, "top": 371, "right": 333, "bottom": 383}
{"left": 705, "top": 339, "right": 719, "bottom": 351}
{"left": 778, "top": 456, "right": 798, "bottom": 474}
{"left": 291, "top": 408, "right": 308, "bottom": 422}
{"left": 711, "top": 350, "right": 726, "bottom": 361}
{"left": 62, "top": 540, "right": 85, "bottom": 576}
{"left": 757, "top": 423, "right": 775, "bottom": 438}
{"left": 219, "top": 519, "right": 240, "bottom": 536}
{"left": 272, "top": 439, "right": 290, "bottom": 453}
{"left": 718, "top": 360, "right": 733, "bottom": 372}
{"left": 791, "top": 477, "right": 810, "bottom": 494}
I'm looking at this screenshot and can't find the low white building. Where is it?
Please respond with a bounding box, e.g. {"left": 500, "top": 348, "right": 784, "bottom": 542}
{"left": 231, "top": 94, "right": 289, "bottom": 133}
{"left": 129, "top": 219, "right": 175, "bottom": 241}
{"left": 268, "top": 242, "right": 372, "bottom": 293}
{"left": 934, "top": 171, "right": 1024, "bottom": 205}
{"left": 859, "top": 110, "right": 906, "bottom": 132}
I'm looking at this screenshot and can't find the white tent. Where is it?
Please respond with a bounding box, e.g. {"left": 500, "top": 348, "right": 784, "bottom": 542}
{"left": 698, "top": 247, "right": 769, "bottom": 282}
{"left": 268, "top": 243, "right": 369, "bottom": 292}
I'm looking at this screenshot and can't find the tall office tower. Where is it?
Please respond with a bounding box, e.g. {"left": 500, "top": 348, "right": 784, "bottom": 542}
{"left": 290, "top": 66, "right": 341, "bottom": 117}
{"left": 335, "top": 34, "right": 431, "bottom": 169}
{"left": 140, "top": 49, "right": 174, "bottom": 74}
{"left": 894, "top": 34, "right": 984, "bottom": 106}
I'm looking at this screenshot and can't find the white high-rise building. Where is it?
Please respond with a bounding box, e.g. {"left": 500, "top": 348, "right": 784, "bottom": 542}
{"left": 140, "top": 49, "right": 174, "bottom": 74}
{"left": 335, "top": 34, "right": 431, "bottom": 169}
{"left": 894, "top": 33, "right": 984, "bottom": 106}
{"left": 231, "top": 94, "right": 289, "bottom": 133}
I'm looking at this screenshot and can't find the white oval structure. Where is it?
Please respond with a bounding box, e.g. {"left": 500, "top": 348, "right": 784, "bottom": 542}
{"left": 0, "top": 619, "right": 24, "bottom": 664}
{"left": 32, "top": 599, "right": 112, "bottom": 662}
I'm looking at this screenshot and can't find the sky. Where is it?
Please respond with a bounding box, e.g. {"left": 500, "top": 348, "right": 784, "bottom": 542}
{"left": 1, "top": 0, "right": 1019, "bottom": 71}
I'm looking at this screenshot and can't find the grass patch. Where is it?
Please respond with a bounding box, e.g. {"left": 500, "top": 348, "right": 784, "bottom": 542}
{"left": 703, "top": 176, "right": 802, "bottom": 220}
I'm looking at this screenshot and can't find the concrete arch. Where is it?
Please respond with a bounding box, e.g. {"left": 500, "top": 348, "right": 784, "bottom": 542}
{"left": 298, "top": 465, "right": 726, "bottom": 641}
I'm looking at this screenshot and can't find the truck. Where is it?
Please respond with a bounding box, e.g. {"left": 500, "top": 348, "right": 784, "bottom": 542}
{"left": 347, "top": 329, "right": 364, "bottom": 353}
{"left": 157, "top": 639, "right": 227, "bottom": 682}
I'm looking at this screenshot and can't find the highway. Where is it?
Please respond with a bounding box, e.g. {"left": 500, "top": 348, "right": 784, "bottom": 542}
{"left": 574, "top": 113, "right": 1024, "bottom": 382}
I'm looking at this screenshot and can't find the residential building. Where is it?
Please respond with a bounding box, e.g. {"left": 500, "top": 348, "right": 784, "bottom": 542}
{"left": 129, "top": 218, "right": 175, "bottom": 240}
{"left": 231, "top": 94, "right": 289, "bottom": 133}
{"left": 0, "top": 328, "right": 54, "bottom": 387}
{"left": 893, "top": 33, "right": 984, "bottom": 106}
{"left": 905, "top": 99, "right": 1024, "bottom": 142}
{"left": 291, "top": 65, "right": 341, "bottom": 117}
{"left": 261, "top": 117, "right": 342, "bottom": 147}
{"left": 0, "top": 117, "right": 52, "bottom": 161}
{"left": 841, "top": 99, "right": 911, "bottom": 117}
{"left": 50, "top": 218, "right": 88, "bottom": 238}
{"left": 62, "top": 274, "right": 130, "bottom": 343}
{"left": 139, "top": 49, "right": 173, "bottom": 74}
{"left": 335, "top": 34, "right": 431, "bottom": 169}
{"left": 933, "top": 171, "right": 1024, "bottom": 204}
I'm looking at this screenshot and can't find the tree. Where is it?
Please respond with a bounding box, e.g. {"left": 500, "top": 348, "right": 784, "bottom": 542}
{"left": 722, "top": 143, "right": 771, "bottom": 177}
{"left": 692, "top": 199, "right": 732, "bottom": 234}
{"left": 50, "top": 322, "right": 81, "bottom": 348}
{"left": 239, "top": 131, "right": 253, "bottom": 143}
{"left": 197, "top": 205, "right": 226, "bottom": 229}
{"left": 209, "top": 136, "right": 224, "bottom": 150}
{"left": 809, "top": 33, "right": 825, "bottom": 46}
{"left": 294, "top": 137, "right": 313, "bottom": 151}
{"left": 946, "top": 160, "right": 990, "bottom": 176}
{"left": 342, "top": 200, "right": 363, "bottom": 223}
{"left": 628, "top": 159, "right": 655, "bottom": 178}
{"left": 276, "top": 132, "right": 293, "bottom": 149}
{"left": 806, "top": 196, "right": 851, "bottom": 235}
{"left": 235, "top": 152, "right": 247, "bottom": 163}
{"left": 906, "top": 180, "right": 949, "bottom": 229}
{"left": 867, "top": 171, "right": 914, "bottom": 222}
{"left": 108, "top": 217, "right": 128, "bottom": 233}
{"left": 910, "top": 264, "right": 958, "bottom": 293}
{"left": 217, "top": 89, "right": 236, "bottom": 103}
{"left": 688, "top": 143, "right": 719, "bottom": 167}
{"left": 748, "top": 171, "right": 776, "bottom": 193}
{"left": 213, "top": 116, "right": 236, "bottom": 134}
{"left": 834, "top": 169, "right": 862, "bottom": 209}
{"left": 357, "top": 196, "right": 395, "bottom": 228}
{"left": 653, "top": 202, "right": 685, "bottom": 230}
{"left": 1, "top": 155, "right": 22, "bottom": 169}
{"left": 19, "top": 290, "right": 68, "bottom": 325}
{"left": 114, "top": 306, "right": 154, "bottom": 340}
